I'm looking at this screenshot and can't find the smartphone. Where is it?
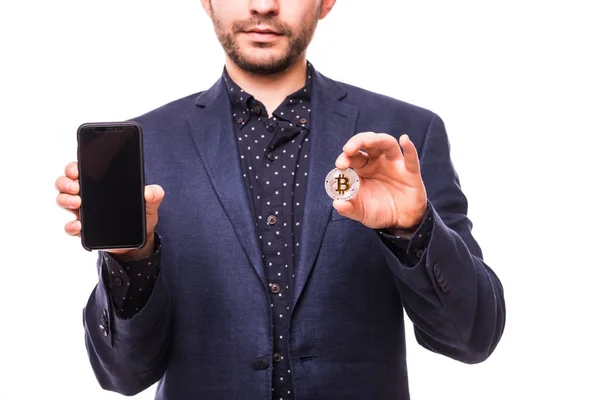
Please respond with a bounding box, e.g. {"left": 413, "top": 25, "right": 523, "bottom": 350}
{"left": 76, "top": 121, "right": 146, "bottom": 251}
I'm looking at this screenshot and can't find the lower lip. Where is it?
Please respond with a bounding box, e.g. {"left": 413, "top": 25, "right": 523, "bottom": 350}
{"left": 244, "top": 31, "right": 281, "bottom": 42}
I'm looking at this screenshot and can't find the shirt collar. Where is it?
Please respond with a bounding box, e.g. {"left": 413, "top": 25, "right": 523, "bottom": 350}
{"left": 222, "top": 61, "right": 314, "bottom": 121}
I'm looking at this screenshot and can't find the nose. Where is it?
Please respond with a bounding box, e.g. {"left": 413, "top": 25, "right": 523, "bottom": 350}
{"left": 248, "top": 0, "right": 279, "bottom": 16}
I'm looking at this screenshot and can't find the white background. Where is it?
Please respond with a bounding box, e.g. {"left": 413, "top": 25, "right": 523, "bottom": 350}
{"left": 1, "top": 0, "right": 599, "bottom": 399}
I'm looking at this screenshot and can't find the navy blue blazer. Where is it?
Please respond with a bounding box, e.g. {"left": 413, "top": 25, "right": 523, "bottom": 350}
{"left": 83, "top": 68, "right": 505, "bottom": 399}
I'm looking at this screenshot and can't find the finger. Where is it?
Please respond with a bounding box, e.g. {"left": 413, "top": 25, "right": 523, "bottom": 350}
{"left": 56, "top": 193, "right": 81, "bottom": 210}
{"left": 342, "top": 132, "right": 402, "bottom": 160}
{"left": 55, "top": 176, "right": 79, "bottom": 195}
{"left": 335, "top": 150, "right": 369, "bottom": 170}
{"left": 64, "top": 220, "right": 81, "bottom": 236}
{"left": 145, "top": 184, "right": 165, "bottom": 216}
{"left": 65, "top": 161, "right": 79, "bottom": 180}
{"left": 399, "top": 134, "right": 420, "bottom": 174}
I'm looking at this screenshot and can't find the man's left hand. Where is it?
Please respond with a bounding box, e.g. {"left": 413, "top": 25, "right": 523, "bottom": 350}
{"left": 334, "top": 132, "right": 428, "bottom": 232}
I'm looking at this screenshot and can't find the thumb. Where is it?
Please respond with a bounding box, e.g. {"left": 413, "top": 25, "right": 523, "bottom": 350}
{"left": 145, "top": 184, "right": 165, "bottom": 216}
{"left": 332, "top": 199, "right": 359, "bottom": 220}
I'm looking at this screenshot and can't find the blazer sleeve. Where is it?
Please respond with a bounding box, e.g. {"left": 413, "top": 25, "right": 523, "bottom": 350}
{"left": 82, "top": 238, "right": 172, "bottom": 396}
{"left": 381, "top": 113, "right": 506, "bottom": 364}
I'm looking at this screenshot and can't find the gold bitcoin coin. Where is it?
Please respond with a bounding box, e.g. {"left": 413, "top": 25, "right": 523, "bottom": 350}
{"left": 324, "top": 168, "right": 360, "bottom": 201}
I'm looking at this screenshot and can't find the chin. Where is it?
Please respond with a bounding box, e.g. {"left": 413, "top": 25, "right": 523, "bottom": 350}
{"left": 228, "top": 39, "right": 300, "bottom": 74}
{"left": 239, "top": 50, "right": 286, "bottom": 68}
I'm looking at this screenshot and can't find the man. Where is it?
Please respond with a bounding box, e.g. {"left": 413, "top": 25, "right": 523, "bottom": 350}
{"left": 55, "top": 0, "right": 506, "bottom": 399}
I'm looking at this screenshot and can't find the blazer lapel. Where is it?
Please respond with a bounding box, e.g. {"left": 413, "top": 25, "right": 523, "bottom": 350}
{"left": 187, "top": 79, "right": 266, "bottom": 287}
{"left": 291, "top": 72, "right": 359, "bottom": 312}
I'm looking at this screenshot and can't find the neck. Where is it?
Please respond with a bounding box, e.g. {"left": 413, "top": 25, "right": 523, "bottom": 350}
{"left": 225, "top": 56, "right": 308, "bottom": 116}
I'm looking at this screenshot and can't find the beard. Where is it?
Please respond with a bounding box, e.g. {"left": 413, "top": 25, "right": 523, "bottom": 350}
{"left": 210, "top": 11, "right": 318, "bottom": 75}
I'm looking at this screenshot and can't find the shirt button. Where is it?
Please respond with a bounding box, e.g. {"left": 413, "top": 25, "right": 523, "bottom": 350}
{"left": 252, "top": 357, "right": 269, "bottom": 370}
{"left": 236, "top": 117, "right": 244, "bottom": 125}
{"left": 267, "top": 215, "right": 277, "bottom": 225}
{"left": 299, "top": 118, "right": 308, "bottom": 124}
{"left": 113, "top": 277, "right": 123, "bottom": 287}
{"left": 267, "top": 152, "right": 275, "bottom": 161}
{"left": 273, "top": 352, "right": 282, "bottom": 363}
{"left": 252, "top": 105, "right": 262, "bottom": 114}
{"left": 270, "top": 283, "right": 281, "bottom": 294}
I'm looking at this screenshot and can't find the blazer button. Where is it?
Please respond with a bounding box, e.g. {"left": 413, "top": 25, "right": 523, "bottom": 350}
{"left": 415, "top": 249, "right": 425, "bottom": 259}
{"left": 252, "top": 357, "right": 269, "bottom": 370}
{"left": 440, "top": 282, "right": 449, "bottom": 293}
{"left": 435, "top": 272, "right": 445, "bottom": 283}
{"left": 101, "top": 311, "right": 109, "bottom": 331}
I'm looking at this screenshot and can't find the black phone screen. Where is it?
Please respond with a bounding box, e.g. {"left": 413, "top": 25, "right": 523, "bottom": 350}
{"left": 77, "top": 122, "right": 146, "bottom": 250}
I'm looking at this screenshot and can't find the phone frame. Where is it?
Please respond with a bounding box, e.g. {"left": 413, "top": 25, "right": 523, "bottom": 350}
{"left": 76, "top": 121, "right": 147, "bottom": 251}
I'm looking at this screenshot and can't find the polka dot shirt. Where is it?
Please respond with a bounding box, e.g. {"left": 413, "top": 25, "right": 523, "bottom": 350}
{"left": 104, "top": 236, "right": 162, "bottom": 319}
{"left": 223, "top": 62, "right": 314, "bottom": 400}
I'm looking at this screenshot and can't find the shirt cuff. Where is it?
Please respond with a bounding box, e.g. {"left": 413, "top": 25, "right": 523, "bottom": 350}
{"left": 102, "top": 234, "right": 163, "bottom": 319}
{"left": 377, "top": 203, "right": 434, "bottom": 266}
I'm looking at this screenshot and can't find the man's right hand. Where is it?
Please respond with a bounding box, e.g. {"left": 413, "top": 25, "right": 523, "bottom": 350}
{"left": 55, "top": 161, "right": 165, "bottom": 260}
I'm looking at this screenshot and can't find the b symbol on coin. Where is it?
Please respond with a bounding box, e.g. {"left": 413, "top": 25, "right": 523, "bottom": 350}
{"left": 335, "top": 174, "right": 350, "bottom": 195}
{"left": 325, "top": 168, "right": 360, "bottom": 201}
